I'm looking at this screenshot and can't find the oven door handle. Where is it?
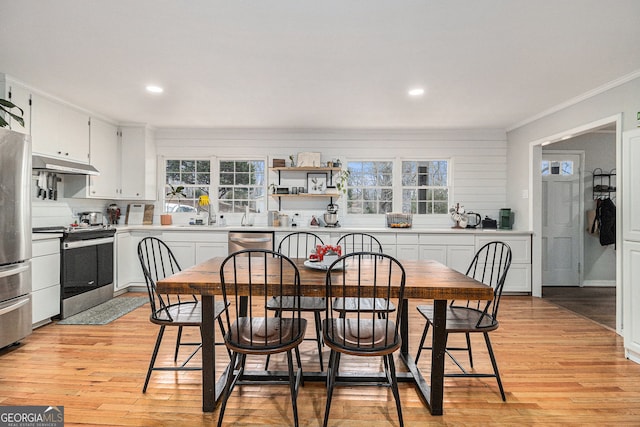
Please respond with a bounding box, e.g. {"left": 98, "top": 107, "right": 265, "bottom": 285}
{"left": 63, "top": 237, "right": 115, "bottom": 249}
{"left": 229, "top": 236, "right": 272, "bottom": 244}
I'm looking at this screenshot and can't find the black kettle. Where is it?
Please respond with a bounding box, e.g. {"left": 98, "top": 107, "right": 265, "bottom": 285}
{"left": 466, "top": 212, "right": 481, "bottom": 228}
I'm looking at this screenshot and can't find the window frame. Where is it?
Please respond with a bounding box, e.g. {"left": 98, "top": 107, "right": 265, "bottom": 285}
{"left": 217, "top": 158, "right": 267, "bottom": 214}
{"left": 399, "top": 158, "right": 451, "bottom": 216}
{"left": 343, "top": 159, "right": 395, "bottom": 215}
{"left": 162, "top": 158, "right": 213, "bottom": 213}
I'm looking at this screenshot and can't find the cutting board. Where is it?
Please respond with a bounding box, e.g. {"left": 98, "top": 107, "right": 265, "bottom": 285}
{"left": 126, "top": 204, "right": 145, "bottom": 225}
{"left": 143, "top": 204, "right": 154, "bottom": 225}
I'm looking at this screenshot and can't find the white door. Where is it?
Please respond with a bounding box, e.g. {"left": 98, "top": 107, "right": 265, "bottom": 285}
{"left": 541, "top": 152, "right": 582, "bottom": 285}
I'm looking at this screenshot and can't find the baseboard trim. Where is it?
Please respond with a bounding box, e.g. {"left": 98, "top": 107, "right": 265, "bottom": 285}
{"left": 543, "top": 280, "right": 615, "bottom": 288}
{"left": 582, "top": 280, "right": 616, "bottom": 287}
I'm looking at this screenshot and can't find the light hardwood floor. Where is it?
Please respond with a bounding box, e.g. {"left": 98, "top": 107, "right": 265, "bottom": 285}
{"left": 1, "top": 294, "right": 639, "bottom": 426}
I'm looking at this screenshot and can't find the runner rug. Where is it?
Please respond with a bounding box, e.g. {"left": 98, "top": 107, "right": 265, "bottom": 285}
{"left": 57, "top": 296, "right": 148, "bottom": 325}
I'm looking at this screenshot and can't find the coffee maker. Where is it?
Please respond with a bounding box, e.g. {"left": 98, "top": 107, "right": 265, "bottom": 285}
{"left": 499, "top": 208, "right": 514, "bottom": 230}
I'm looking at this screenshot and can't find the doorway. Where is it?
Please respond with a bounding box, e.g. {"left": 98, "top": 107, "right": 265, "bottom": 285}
{"left": 531, "top": 116, "right": 620, "bottom": 332}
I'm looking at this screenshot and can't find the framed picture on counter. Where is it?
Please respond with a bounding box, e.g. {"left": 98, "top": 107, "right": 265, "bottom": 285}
{"left": 307, "top": 172, "right": 327, "bottom": 194}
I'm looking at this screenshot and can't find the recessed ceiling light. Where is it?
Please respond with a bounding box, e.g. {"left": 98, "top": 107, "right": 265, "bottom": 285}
{"left": 146, "top": 85, "right": 164, "bottom": 94}
{"left": 408, "top": 88, "right": 425, "bottom": 97}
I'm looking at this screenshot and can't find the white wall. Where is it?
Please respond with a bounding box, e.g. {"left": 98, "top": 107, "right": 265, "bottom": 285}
{"left": 154, "top": 128, "right": 509, "bottom": 228}
{"left": 507, "top": 74, "right": 640, "bottom": 229}
{"left": 31, "top": 186, "right": 115, "bottom": 228}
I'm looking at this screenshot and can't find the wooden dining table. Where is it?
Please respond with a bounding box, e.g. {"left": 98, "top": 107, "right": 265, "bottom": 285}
{"left": 156, "top": 256, "right": 493, "bottom": 416}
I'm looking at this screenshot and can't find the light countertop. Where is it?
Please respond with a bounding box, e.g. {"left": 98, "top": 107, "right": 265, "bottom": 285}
{"left": 113, "top": 224, "right": 532, "bottom": 235}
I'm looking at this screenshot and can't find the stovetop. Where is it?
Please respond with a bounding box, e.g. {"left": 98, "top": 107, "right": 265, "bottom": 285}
{"left": 33, "top": 225, "right": 114, "bottom": 233}
{"left": 33, "top": 225, "right": 116, "bottom": 240}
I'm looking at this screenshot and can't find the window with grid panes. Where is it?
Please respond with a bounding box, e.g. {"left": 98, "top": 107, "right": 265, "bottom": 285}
{"left": 346, "top": 161, "right": 393, "bottom": 214}
{"left": 218, "top": 160, "right": 265, "bottom": 213}
{"left": 401, "top": 160, "right": 449, "bottom": 214}
{"left": 164, "top": 159, "right": 211, "bottom": 212}
{"left": 541, "top": 160, "right": 574, "bottom": 176}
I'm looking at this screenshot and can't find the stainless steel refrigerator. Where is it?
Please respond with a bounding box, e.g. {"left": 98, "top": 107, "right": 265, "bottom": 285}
{"left": 0, "top": 129, "right": 32, "bottom": 349}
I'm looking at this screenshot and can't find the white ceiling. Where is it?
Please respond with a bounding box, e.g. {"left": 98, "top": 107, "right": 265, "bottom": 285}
{"left": 1, "top": 0, "right": 639, "bottom": 130}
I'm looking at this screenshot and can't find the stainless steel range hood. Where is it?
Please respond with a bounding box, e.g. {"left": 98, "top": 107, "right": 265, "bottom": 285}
{"left": 32, "top": 154, "right": 100, "bottom": 175}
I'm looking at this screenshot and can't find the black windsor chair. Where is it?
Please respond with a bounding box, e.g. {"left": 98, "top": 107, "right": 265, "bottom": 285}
{"left": 137, "top": 237, "right": 228, "bottom": 393}
{"left": 331, "top": 233, "right": 396, "bottom": 317}
{"left": 415, "top": 241, "right": 512, "bottom": 401}
{"left": 217, "top": 249, "right": 307, "bottom": 427}
{"left": 266, "top": 231, "right": 326, "bottom": 370}
{"left": 322, "top": 252, "right": 406, "bottom": 427}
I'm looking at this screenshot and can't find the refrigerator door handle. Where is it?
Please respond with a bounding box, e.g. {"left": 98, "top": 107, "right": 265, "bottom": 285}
{"left": 0, "top": 263, "right": 30, "bottom": 279}
{"left": 0, "top": 296, "right": 30, "bottom": 316}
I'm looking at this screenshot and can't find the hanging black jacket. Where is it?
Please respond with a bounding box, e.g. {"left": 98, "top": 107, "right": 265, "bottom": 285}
{"left": 594, "top": 198, "right": 616, "bottom": 246}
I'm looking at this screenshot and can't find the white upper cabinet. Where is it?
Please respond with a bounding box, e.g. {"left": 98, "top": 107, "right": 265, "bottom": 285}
{"left": 1, "top": 76, "right": 31, "bottom": 134}
{"left": 119, "top": 125, "right": 156, "bottom": 200}
{"left": 30, "top": 92, "right": 90, "bottom": 163}
{"left": 87, "top": 117, "right": 120, "bottom": 198}
{"left": 66, "top": 123, "right": 156, "bottom": 201}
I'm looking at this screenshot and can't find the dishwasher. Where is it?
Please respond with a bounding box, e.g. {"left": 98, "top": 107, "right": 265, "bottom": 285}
{"left": 228, "top": 230, "right": 274, "bottom": 254}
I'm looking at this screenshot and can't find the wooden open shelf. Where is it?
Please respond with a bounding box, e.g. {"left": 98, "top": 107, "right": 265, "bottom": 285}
{"left": 269, "top": 166, "right": 342, "bottom": 172}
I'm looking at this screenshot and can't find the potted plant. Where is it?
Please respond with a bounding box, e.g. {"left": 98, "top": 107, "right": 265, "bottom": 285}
{"left": 0, "top": 98, "right": 25, "bottom": 129}
{"left": 335, "top": 169, "right": 351, "bottom": 195}
{"left": 162, "top": 184, "right": 187, "bottom": 225}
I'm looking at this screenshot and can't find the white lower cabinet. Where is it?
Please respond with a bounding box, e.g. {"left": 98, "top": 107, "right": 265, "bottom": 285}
{"left": 113, "top": 229, "right": 532, "bottom": 294}
{"left": 196, "top": 241, "right": 228, "bottom": 263}
{"left": 31, "top": 238, "right": 61, "bottom": 326}
{"left": 116, "top": 231, "right": 162, "bottom": 290}
{"left": 623, "top": 240, "right": 640, "bottom": 362}
{"left": 418, "top": 245, "right": 446, "bottom": 263}
{"left": 163, "top": 231, "right": 230, "bottom": 268}
{"left": 419, "top": 234, "right": 475, "bottom": 272}
{"left": 394, "top": 233, "right": 417, "bottom": 260}
{"left": 117, "top": 230, "right": 229, "bottom": 289}
{"left": 115, "top": 232, "right": 133, "bottom": 291}
{"left": 475, "top": 235, "right": 532, "bottom": 293}
{"left": 447, "top": 245, "right": 476, "bottom": 274}
{"left": 165, "top": 241, "right": 196, "bottom": 269}
{"left": 394, "top": 244, "right": 416, "bottom": 260}
{"left": 370, "top": 232, "right": 397, "bottom": 257}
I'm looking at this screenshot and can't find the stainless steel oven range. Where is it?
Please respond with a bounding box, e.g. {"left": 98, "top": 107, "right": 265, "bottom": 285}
{"left": 33, "top": 226, "right": 116, "bottom": 319}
